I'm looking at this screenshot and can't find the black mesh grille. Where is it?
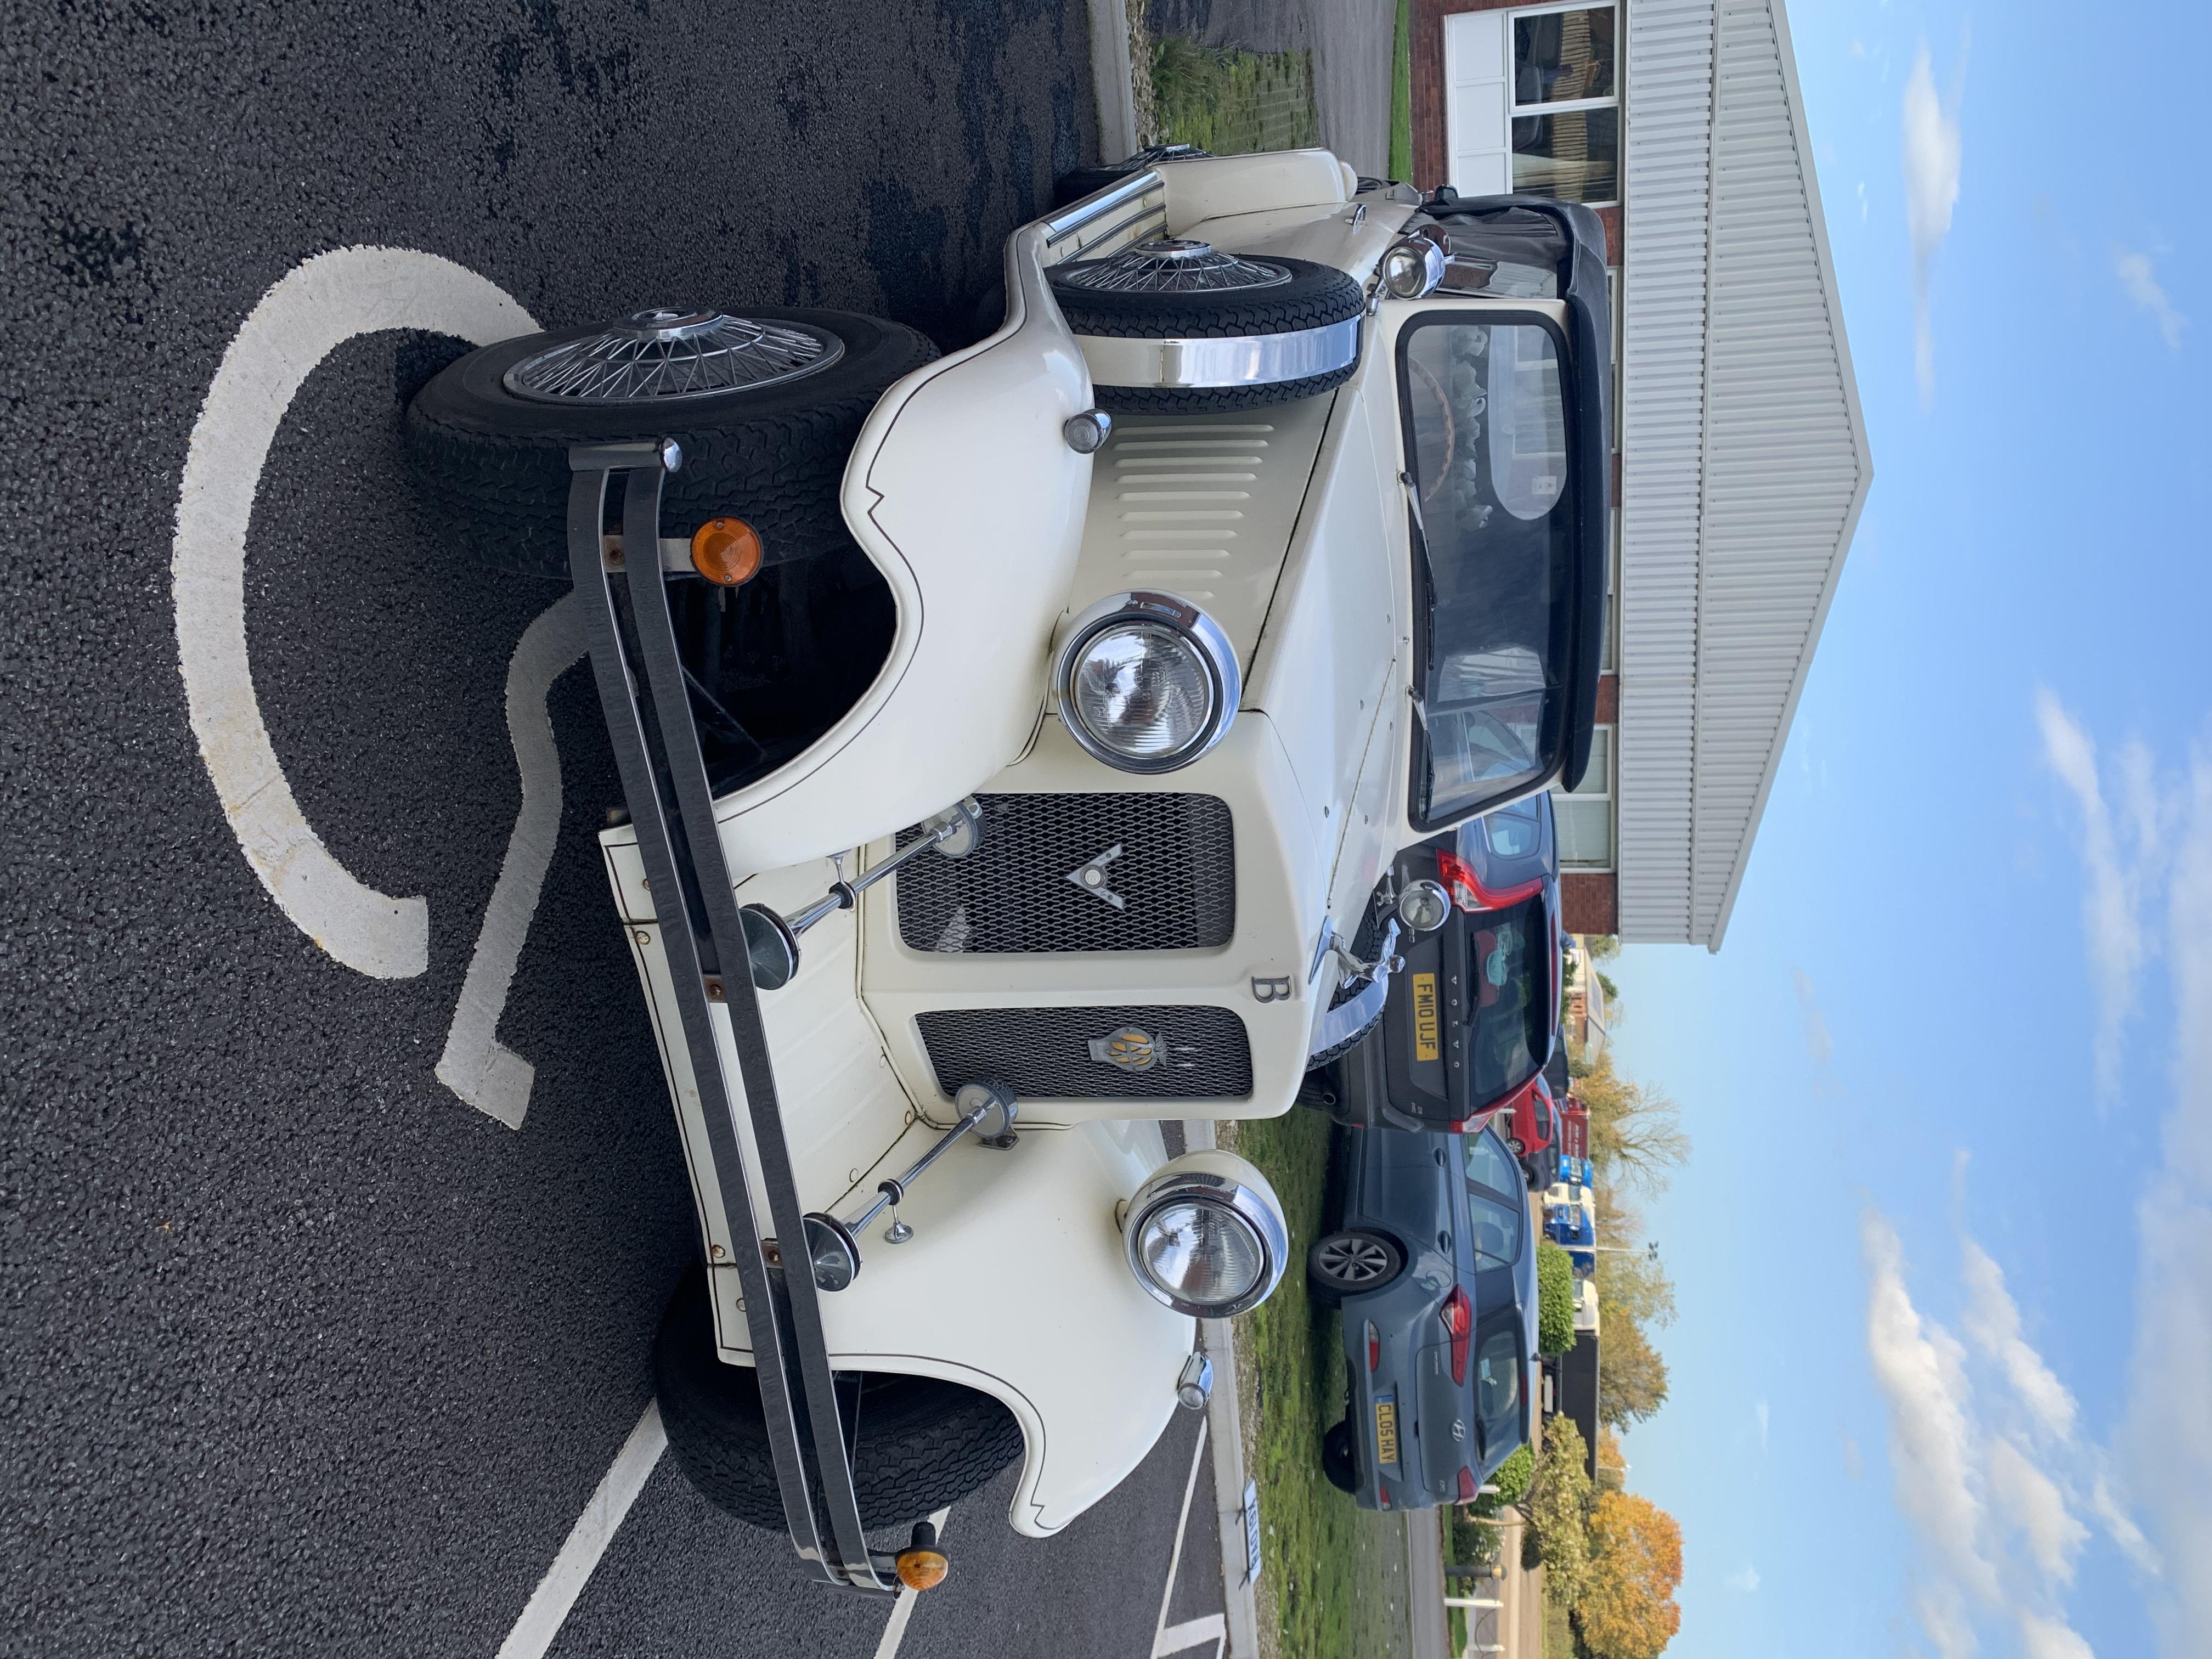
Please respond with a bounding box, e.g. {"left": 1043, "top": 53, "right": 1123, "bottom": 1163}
{"left": 915, "top": 1005, "right": 1254, "bottom": 1100}
{"left": 894, "top": 794, "right": 1234, "bottom": 954}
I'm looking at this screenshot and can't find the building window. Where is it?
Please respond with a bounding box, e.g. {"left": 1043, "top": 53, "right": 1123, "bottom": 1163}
{"left": 1554, "top": 724, "right": 1614, "bottom": 867}
{"left": 1510, "top": 5, "right": 1619, "bottom": 206}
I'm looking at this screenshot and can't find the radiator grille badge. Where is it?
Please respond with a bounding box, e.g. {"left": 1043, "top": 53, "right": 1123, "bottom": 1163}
{"left": 1066, "top": 843, "right": 1128, "bottom": 911}
{"left": 1088, "top": 1025, "right": 1161, "bottom": 1072}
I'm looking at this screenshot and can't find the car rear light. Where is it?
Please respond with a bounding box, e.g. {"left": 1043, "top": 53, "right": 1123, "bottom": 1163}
{"left": 1441, "top": 1286, "right": 1472, "bottom": 1384}
{"left": 1435, "top": 849, "right": 1544, "bottom": 913}
{"left": 1366, "top": 1321, "right": 1382, "bottom": 1372}
{"left": 1458, "top": 1466, "right": 1479, "bottom": 1503}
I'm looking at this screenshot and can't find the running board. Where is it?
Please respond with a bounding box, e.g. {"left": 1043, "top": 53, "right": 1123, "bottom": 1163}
{"left": 565, "top": 438, "right": 898, "bottom": 1595}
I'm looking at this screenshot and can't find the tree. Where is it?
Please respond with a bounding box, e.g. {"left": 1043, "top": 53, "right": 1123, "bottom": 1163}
{"left": 1537, "top": 1240, "right": 1578, "bottom": 1356}
{"left": 1583, "top": 934, "right": 1621, "bottom": 962}
{"left": 1520, "top": 1418, "right": 1595, "bottom": 1605}
{"left": 1595, "top": 1428, "right": 1628, "bottom": 1492}
{"left": 1598, "top": 1307, "right": 1669, "bottom": 1431}
{"left": 1594, "top": 1231, "right": 1676, "bottom": 1331}
{"left": 1567, "top": 1053, "right": 1689, "bottom": 1192}
{"left": 1577, "top": 1491, "right": 1684, "bottom": 1659}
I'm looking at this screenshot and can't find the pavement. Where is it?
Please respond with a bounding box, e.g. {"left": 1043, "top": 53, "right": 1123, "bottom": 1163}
{"left": 1143, "top": 0, "right": 1398, "bottom": 177}
{"left": 0, "top": 5, "right": 1248, "bottom": 1656}
{"left": 1406, "top": 1507, "right": 1452, "bottom": 1658}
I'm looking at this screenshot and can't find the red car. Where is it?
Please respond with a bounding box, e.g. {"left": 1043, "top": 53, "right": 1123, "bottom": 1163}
{"left": 1500, "top": 1075, "right": 1562, "bottom": 1187}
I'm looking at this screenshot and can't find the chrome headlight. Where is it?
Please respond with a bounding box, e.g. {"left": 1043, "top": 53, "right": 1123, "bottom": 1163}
{"left": 1122, "top": 1150, "right": 1288, "bottom": 1318}
{"left": 1056, "top": 592, "right": 1240, "bottom": 773}
{"left": 1380, "top": 234, "right": 1447, "bottom": 299}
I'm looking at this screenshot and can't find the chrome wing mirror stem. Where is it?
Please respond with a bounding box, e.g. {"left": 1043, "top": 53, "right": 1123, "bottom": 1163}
{"left": 564, "top": 439, "right": 896, "bottom": 1596}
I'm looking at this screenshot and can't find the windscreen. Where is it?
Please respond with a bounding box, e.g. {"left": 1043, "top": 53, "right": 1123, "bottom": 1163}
{"left": 1401, "top": 318, "right": 1576, "bottom": 828}
{"left": 1465, "top": 898, "right": 1548, "bottom": 1104}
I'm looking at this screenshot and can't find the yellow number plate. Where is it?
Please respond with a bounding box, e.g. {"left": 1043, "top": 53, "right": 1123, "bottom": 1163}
{"left": 1412, "top": 973, "right": 1440, "bottom": 1062}
{"left": 1374, "top": 1397, "right": 1400, "bottom": 1468}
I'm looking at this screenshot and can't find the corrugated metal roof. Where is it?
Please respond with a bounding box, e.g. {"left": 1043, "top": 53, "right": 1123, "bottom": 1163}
{"left": 1617, "top": 0, "right": 1870, "bottom": 949}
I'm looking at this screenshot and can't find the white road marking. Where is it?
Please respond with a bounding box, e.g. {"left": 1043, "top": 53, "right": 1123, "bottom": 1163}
{"left": 436, "top": 591, "right": 585, "bottom": 1126}
{"left": 868, "top": 1506, "right": 954, "bottom": 1659}
{"left": 1151, "top": 1419, "right": 1226, "bottom": 1659}
{"left": 496, "top": 1400, "right": 668, "bottom": 1659}
{"left": 171, "top": 244, "right": 538, "bottom": 978}
{"left": 1154, "top": 1615, "right": 1228, "bottom": 1658}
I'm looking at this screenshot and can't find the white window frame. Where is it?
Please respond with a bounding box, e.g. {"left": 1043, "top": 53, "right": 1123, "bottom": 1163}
{"left": 1505, "top": 1, "right": 1622, "bottom": 210}
{"left": 1554, "top": 722, "right": 1616, "bottom": 870}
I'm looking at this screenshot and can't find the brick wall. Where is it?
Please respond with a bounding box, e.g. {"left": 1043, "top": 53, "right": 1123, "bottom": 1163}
{"left": 1561, "top": 872, "right": 1618, "bottom": 935}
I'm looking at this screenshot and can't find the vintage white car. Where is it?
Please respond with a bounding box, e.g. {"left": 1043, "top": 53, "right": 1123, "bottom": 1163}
{"left": 409, "top": 145, "right": 1609, "bottom": 1593}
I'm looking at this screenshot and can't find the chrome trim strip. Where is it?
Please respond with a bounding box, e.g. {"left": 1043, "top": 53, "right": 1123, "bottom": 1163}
{"left": 1043, "top": 168, "right": 1168, "bottom": 244}
{"left": 1075, "top": 316, "right": 1361, "bottom": 389}
{"left": 1307, "top": 970, "right": 1390, "bottom": 1064}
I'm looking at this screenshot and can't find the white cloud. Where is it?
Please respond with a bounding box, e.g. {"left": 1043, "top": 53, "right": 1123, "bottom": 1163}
{"left": 2112, "top": 246, "right": 2188, "bottom": 349}
{"left": 1725, "top": 1564, "right": 1762, "bottom": 1595}
{"left": 1959, "top": 1239, "right": 2079, "bottom": 1441}
{"left": 2089, "top": 1468, "right": 2161, "bottom": 1578}
{"left": 2036, "top": 689, "right": 2148, "bottom": 1101}
{"left": 2018, "top": 1613, "right": 2098, "bottom": 1659}
{"left": 1862, "top": 1213, "right": 1996, "bottom": 1613}
{"left": 1901, "top": 41, "right": 1963, "bottom": 406}
{"left": 1987, "top": 1437, "right": 2088, "bottom": 1581}
{"left": 2116, "top": 740, "right": 2212, "bottom": 1655}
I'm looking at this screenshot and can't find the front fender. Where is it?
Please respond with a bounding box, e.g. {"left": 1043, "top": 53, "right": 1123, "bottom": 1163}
{"left": 710, "top": 1118, "right": 1196, "bottom": 1536}
{"left": 705, "top": 226, "right": 1093, "bottom": 874}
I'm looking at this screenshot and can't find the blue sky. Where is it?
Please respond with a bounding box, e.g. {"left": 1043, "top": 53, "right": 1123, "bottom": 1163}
{"left": 1605, "top": 3, "right": 2209, "bottom": 1656}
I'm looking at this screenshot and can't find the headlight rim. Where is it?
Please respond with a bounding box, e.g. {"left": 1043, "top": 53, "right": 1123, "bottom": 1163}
{"left": 1122, "top": 1163, "right": 1288, "bottom": 1319}
{"left": 1056, "top": 590, "right": 1241, "bottom": 775}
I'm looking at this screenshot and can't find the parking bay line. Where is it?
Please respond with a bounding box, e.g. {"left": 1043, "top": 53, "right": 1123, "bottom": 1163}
{"left": 868, "top": 1507, "right": 954, "bottom": 1659}
{"left": 1151, "top": 1419, "right": 1227, "bottom": 1659}
{"left": 495, "top": 1402, "right": 667, "bottom": 1659}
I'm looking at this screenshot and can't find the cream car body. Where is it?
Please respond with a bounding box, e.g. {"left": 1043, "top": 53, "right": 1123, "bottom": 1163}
{"left": 598, "top": 151, "right": 1610, "bottom": 1540}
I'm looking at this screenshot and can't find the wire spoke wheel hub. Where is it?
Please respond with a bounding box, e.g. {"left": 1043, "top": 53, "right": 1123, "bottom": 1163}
{"left": 503, "top": 309, "right": 847, "bottom": 404}
{"left": 1055, "top": 240, "right": 1294, "bottom": 296}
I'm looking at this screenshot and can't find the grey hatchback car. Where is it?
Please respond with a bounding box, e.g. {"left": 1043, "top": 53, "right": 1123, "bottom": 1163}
{"left": 1310, "top": 1123, "right": 1537, "bottom": 1511}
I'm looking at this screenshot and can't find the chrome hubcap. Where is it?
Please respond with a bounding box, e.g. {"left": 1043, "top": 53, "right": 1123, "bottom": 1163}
{"left": 503, "top": 309, "right": 844, "bottom": 403}
{"left": 1056, "top": 239, "right": 1293, "bottom": 295}
{"left": 1319, "top": 1236, "right": 1392, "bottom": 1283}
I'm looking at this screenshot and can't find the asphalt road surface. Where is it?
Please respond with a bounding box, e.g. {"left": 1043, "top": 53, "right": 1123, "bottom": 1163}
{"left": 0, "top": 5, "right": 1235, "bottom": 1656}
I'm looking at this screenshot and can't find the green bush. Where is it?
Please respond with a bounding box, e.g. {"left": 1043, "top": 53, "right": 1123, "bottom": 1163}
{"left": 1520, "top": 1419, "right": 1595, "bottom": 1604}
{"left": 1538, "top": 1240, "right": 1578, "bottom": 1357}
{"left": 1490, "top": 1443, "right": 1534, "bottom": 1506}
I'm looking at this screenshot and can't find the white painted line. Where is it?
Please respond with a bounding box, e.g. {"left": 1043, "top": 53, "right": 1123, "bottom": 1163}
{"left": 1154, "top": 1615, "right": 1227, "bottom": 1658}
{"left": 436, "top": 591, "right": 586, "bottom": 1126}
{"left": 869, "top": 1506, "right": 953, "bottom": 1659}
{"left": 172, "top": 245, "right": 538, "bottom": 979}
{"left": 496, "top": 1400, "right": 668, "bottom": 1659}
{"left": 1150, "top": 1419, "right": 1217, "bottom": 1658}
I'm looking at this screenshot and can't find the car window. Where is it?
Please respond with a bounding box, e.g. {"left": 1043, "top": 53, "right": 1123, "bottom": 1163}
{"left": 1401, "top": 317, "right": 1577, "bottom": 828}
{"left": 1481, "top": 800, "right": 1542, "bottom": 858}
{"left": 1474, "top": 1329, "right": 1521, "bottom": 1423}
{"left": 1463, "top": 1130, "right": 1522, "bottom": 1200}
{"left": 1466, "top": 899, "right": 1547, "bottom": 1102}
{"left": 1466, "top": 1194, "right": 1525, "bottom": 1268}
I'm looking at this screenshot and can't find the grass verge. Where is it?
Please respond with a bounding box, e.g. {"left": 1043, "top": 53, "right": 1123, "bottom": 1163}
{"left": 1390, "top": 0, "right": 1414, "bottom": 180}
{"left": 1150, "top": 35, "right": 1319, "bottom": 155}
{"left": 1236, "top": 1107, "right": 1411, "bottom": 1659}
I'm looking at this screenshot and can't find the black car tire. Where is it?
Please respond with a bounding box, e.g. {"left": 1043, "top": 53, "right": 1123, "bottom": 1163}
{"left": 1306, "top": 1229, "right": 1406, "bottom": 1305}
{"left": 652, "top": 1264, "right": 1024, "bottom": 1532}
{"left": 1046, "top": 257, "right": 1364, "bottom": 415}
{"left": 1508, "top": 1134, "right": 1527, "bottom": 1156}
{"left": 1322, "top": 1419, "right": 1359, "bottom": 1494}
{"left": 405, "top": 307, "right": 939, "bottom": 580}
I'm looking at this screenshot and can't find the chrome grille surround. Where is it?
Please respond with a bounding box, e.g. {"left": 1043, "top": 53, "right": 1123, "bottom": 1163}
{"left": 915, "top": 1005, "right": 1253, "bottom": 1101}
{"left": 894, "top": 793, "right": 1235, "bottom": 954}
